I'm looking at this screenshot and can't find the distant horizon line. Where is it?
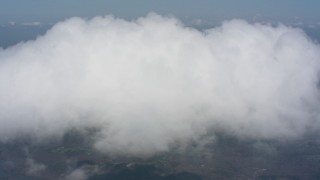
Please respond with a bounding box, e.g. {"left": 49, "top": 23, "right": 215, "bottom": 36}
{"left": 1, "top": 15, "right": 320, "bottom": 29}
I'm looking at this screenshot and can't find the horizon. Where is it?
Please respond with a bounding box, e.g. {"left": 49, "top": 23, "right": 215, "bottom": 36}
{"left": 0, "top": 0, "right": 320, "bottom": 26}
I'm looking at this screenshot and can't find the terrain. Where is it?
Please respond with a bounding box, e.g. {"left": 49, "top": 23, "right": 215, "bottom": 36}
{"left": 1, "top": 129, "right": 320, "bottom": 180}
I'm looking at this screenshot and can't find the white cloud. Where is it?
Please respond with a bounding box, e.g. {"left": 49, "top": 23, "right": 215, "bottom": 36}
{"left": 0, "top": 14, "right": 319, "bottom": 157}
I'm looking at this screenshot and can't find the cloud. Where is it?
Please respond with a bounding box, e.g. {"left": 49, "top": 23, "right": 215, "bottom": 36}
{"left": 191, "top": 18, "right": 206, "bottom": 26}
{"left": 25, "top": 157, "right": 46, "bottom": 175}
{"left": 8, "top": 21, "right": 16, "bottom": 26}
{"left": 24, "top": 148, "right": 46, "bottom": 175}
{"left": 0, "top": 13, "right": 319, "bottom": 157}
{"left": 64, "top": 165, "right": 99, "bottom": 180}
{"left": 22, "top": 22, "right": 41, "bottom": 26}
{"left": 65, "top": 168, "right": 88, "bottom": 180}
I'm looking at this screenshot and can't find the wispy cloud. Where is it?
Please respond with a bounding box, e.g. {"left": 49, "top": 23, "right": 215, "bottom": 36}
{"left": 22, "top": 21, "right": 41, "bottom": 26}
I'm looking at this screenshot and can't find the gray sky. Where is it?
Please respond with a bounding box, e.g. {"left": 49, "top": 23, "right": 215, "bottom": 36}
{"left": 0, "top": 0, "right": 319, "bottom": 25}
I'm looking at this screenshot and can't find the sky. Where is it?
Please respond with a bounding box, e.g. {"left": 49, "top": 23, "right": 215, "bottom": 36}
{"left": 0, "top": 0, "right": 320, "bottom": 26}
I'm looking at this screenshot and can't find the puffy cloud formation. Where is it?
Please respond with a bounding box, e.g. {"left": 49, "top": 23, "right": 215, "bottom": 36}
{"left": 0, "top": 14, "right": 320, "bottom": 156}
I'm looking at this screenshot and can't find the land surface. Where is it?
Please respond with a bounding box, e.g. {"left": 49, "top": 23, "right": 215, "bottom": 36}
{"left": 1, "top": 129, "right": 320, "bottom": 180}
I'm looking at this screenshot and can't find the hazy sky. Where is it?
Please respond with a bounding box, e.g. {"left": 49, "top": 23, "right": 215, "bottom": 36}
{"left": 0, "top": 0, "right": 319, "bottom": 25}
